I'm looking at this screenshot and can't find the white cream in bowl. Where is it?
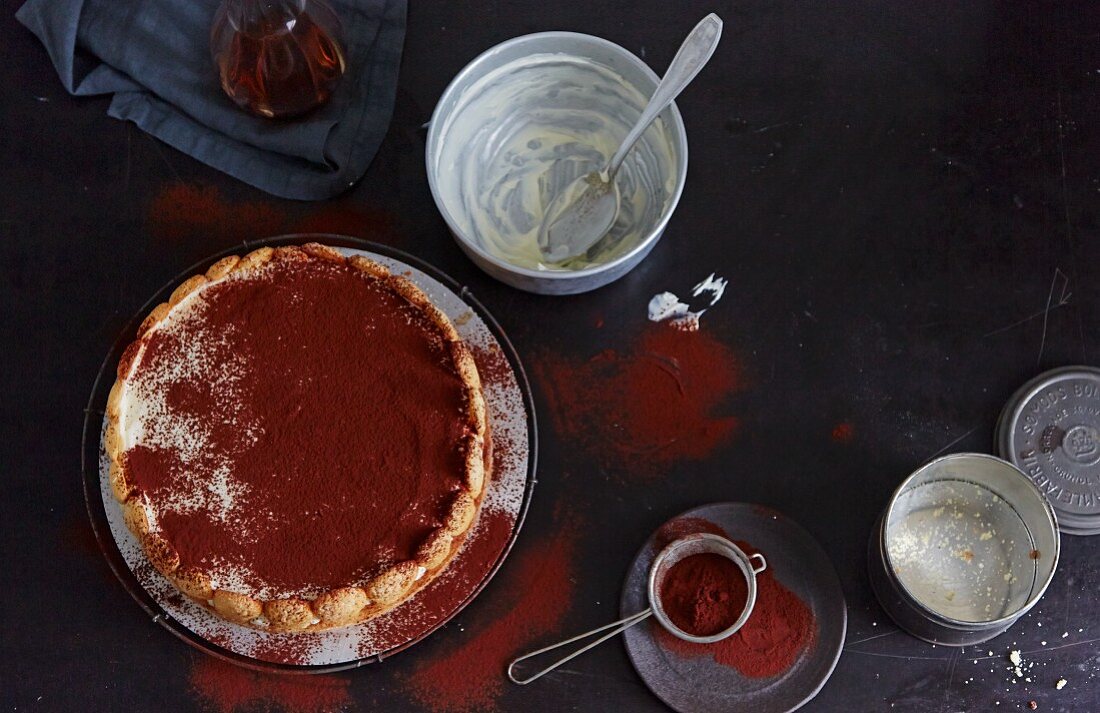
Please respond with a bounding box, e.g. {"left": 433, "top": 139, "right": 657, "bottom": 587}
{"left": 433, "top": 53, "right": 679, "bottom": 272}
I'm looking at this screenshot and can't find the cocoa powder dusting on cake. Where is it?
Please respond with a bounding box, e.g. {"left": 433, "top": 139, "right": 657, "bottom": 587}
{"left": 124, "top": 257, "right": 472, "bottom": 597}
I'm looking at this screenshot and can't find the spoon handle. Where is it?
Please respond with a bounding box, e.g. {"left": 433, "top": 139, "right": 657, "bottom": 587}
{"left": 607, "top": 13, "right": 723, "bottom": 175}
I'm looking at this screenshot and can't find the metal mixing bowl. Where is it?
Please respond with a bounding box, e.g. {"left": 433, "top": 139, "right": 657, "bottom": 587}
{"left": 425, "top": 32, "right": 689, "bottom": 295}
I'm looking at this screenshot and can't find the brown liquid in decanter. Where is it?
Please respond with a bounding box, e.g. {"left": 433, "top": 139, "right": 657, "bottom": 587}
{"left": 212, "top": 0, "right": 346, "bottom": 119}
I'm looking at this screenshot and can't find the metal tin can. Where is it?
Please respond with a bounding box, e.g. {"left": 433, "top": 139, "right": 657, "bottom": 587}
{"left": 869, "top": 453, "right": 1060, "bottom": 646}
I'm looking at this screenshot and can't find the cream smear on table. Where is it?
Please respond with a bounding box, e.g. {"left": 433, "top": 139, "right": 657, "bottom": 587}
{"left": 435, "top": 53, "right": 678, "bottom": 271}
{"left": 648, "top": 273, "right": 728, "bottom": 331}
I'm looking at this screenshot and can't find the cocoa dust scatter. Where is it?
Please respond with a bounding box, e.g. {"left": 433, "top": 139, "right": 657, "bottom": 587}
{"left": 830, "top": 422, "right": 855, "bottom": 443}
{"left": 60, "top": 515, "right": 102, "bottom": 557}
{"left": 189, "top": 656, "right": 351, "bottom": 713}
{"left": 534, "top": 323, "right": 741, "bottom": 479}
{"left": 654, "top": 517, "right": 727, "bottom": 551}
{"left": 150, "top": 184, "right": 284, "bottom": 244}
{"left": 401, "top": 515, "right": 580, "bottom": 713}
{"left": 470, "top": 343, "right": 514, "bottom": 391}
{"left": 148, "top": 182, "right": 397, "bottom": 246}
{"left": 291, "top": 201, "right": 395, "bottom": 239}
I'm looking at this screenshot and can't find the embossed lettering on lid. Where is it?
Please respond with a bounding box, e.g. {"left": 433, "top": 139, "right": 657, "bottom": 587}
{"left": 997, "top": 366, "right": 1100, "bottom": 536}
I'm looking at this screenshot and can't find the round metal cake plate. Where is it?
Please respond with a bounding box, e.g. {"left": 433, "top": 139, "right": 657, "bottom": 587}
{"left": 81, "top": 235, "right": 538, "bottom": 673}
{"left": 620, "top": 503, "right": 847, "bottom": 713}
{"left": 996, "top": 366, "right": 1100, "bottom": 536}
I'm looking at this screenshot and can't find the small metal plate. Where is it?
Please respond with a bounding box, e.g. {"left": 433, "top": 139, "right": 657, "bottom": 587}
{"left": 620, "top": 503, "right": 846, "bottom": 713}
{"left": 996, "top": 366, "right": 1100, "bottom": 536}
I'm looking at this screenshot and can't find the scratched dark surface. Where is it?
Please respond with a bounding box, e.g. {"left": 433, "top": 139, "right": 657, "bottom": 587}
{"left": 3, "top": 1, "right": 1099, "bottom": 711}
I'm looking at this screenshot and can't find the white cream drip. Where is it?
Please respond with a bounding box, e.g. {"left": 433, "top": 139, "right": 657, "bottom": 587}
{"left": 647, "top": 273, "right": 728, "bottom": 331}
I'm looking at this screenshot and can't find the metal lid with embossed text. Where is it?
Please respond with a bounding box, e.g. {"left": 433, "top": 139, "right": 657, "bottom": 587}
{"left": 996, "top": 366, "right": 1100, "bottom": 536}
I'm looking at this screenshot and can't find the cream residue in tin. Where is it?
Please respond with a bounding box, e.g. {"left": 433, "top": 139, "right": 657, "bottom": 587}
{"left": 434, "top": 53, "right": 678, "bottom": 271}
{"left": 886, "top": 480, "right": 1037, "bottom": 623}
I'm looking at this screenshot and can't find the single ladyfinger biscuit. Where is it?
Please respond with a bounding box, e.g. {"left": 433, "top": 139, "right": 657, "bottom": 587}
{"left": 273, "top": 246, "right": 307, "bottom": 263}
{"left": 416, "top": 530, "right": 454, "bottom": 571}
{"left": 366, "top": 562, "right": 418, "bottom": 605}
{"left": 444, "top": 492, "right": 478, "bottom": 537}
{"left": 116, "top": 340, "right": 143, "bottom": 380}
{"left": 302, "top": 243, "right": 343, "bottom": 262}
{"left": 264, "top": 599, "right": 315, "bottom": 631}
{"left": 142, "top": 532, "right": 181, "bottom": 576}
{"left": 348, "top": 255, "right": 389, "bottom": 279}
{"left": 463, "top": 434, "right": 486, "bottom": 498}
{"left": 108, "top": 459, "right": 132, "bottom": 502}
{"left": 451, "top": 341, "right": 483, "bottom": 395}
{"left": 106, "top": 379, "right": 124, "bottom": 421}
{"left": 312, "top": 587, "right": 369, "bottom": 627}
{"left": 385, "top": 274, "right": 430, "bottom": 309}
{"left": 168, "top": 275, "right": 207, "bottom": 308}
{"left": 170, "top": 566, "right": 214, "bottom": 601}
{"left": 465, "top": 388, "right": 488, "bottom": 436}
{"left": 120, "top": 498, "right": 148, "bottom": 537}
{"left": 205, "top": 255, "right": 241, "bottom": 281}
{"left": 138, "top": 302, "right": 170, "bottom": 338}
{"left": 103, "top": 419, "right": 123, "bottom": 463}
{"left": 212, "top": 590, "right": 263, "bottom": 623}
{"left": 235, "top": 246, "right": 275, "bottom": 273}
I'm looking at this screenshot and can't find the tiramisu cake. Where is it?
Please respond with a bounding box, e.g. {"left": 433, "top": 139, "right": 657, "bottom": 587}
{"left": 104, "top": 244, "right": 489, "bottom": 632}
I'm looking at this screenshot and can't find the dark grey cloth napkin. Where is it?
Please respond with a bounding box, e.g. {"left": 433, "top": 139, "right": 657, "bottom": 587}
{"left": 17, "top": 0, "right": 406, "bottom": 200}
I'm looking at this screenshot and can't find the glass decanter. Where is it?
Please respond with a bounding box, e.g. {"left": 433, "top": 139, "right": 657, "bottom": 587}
{"left": 211, "top": 0, "right": 346, "bottom": 119}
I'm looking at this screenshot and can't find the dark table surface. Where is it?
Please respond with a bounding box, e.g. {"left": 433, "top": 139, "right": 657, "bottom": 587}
{"left": 3, "top": 1, "right": 1099, "bottom": 711}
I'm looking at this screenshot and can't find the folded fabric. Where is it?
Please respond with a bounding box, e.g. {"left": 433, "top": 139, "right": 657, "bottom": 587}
{"left": 17, "top": 0, "right": 406, "bottom": 200}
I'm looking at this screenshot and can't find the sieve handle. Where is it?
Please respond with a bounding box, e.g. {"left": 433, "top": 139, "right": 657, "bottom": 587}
{"left": 750, "top": 553, "right": 767, "bottom": 574}
{"left": 507, "top": 608, "right": 653, "bottom": 685}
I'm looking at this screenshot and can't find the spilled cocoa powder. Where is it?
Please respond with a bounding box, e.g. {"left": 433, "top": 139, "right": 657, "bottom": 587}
{"left": 60, "top": 515, "right": 102, "bottom": 557}
{"left": 533, "top": 323, "right": 741, "bottom": 479}
{"left": 831, "top": 422, "right": 855, "bottom": 444}
{"left": 147, "top": 183, "right": 397, "bottom": 246}
{"left": 149, "top": 184, "right": 284, "bottom": 244}
{"left": 400, "top": 512, "right": 580, "bottom": 713}
{"left": 189, "top": 656, "right": 351, "bottom": 713}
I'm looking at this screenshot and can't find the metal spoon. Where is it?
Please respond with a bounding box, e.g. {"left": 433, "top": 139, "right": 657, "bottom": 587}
{"left": 536, "top": 13, "right": 723, "bottom": 264}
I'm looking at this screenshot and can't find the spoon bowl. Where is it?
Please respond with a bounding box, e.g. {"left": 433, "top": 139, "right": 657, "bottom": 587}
{"left": 538, "top": 171, "right": 620, "bottom": 263}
